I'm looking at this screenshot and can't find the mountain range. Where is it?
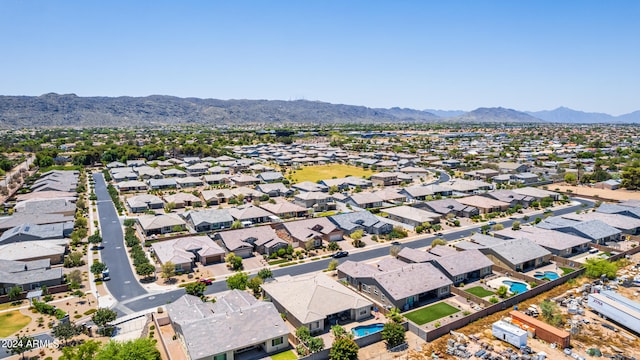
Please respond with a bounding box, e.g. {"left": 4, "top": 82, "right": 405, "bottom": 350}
{"left": 0, "top": 93, "right": 638, "bottom": 128}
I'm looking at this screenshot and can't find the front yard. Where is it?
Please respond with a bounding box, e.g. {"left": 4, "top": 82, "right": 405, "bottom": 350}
{"left": 404, "top": 302, "right": 460, "bottom": 326}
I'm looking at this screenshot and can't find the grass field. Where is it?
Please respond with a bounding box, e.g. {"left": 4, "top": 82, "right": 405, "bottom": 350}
{"left": 404, "top": 302, "right": 460, "bottom": 325}
{"left": 559, "top": 267, "right": 576, "bottom": 275}
{"left": 0, "top": 310, "right": 32, "bottom": 337}
{"left": 270, "top": 350, "right": 297, "bottom": 360}
{"left": 465, "top": 286, "right": 495, "bottom": 298}
{"left": 290, "top": 164, "right": 373, "bottom": 184}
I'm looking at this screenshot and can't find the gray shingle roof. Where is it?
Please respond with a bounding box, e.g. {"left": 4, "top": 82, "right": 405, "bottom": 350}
{"left": 166, "top": 292, "right": 288, "bottom": 360}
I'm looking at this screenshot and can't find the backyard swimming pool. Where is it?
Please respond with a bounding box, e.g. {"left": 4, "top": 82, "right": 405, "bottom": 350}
{"left": 503, "top": 280, "right": 528, "bottom": 294}
{"left": 534, "top": 271, "right": 559, "bottom": 280}
{"left": 351, "top": 323, "right": 385, "bottom": 337}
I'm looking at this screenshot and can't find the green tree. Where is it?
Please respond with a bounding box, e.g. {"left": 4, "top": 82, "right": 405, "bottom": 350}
{"left": 381, "top": 322, "right": 406, "bottom": 348}
{"left": 585, "top": 258, "right": 618, "bottom": 279}
{"left": 91, "top": 261, "right": 107, "bottom": 278}
{"left": 257, "top": 268, "right": 273, "bottom": 280}
{"left": 95, "top": 338, "right": 160, "bottom": 360}
{"left": 230, "top": 220, "right": 243, "bottom": 229}
{"left": 64, "top": 251, "right": 85, "bottom": 267}
{"left": 331, "top": 325, "right": 348, "bottom": 338}
{"left": 308, "top": 337, "right": 325, "bottom": 353}
{"left": 161, "top": 261, "right": 176, "bottom": 281}
{"left": 540, "top": 300, "right": 564, "bottom": 327}
{"left": 350, "top": 229, "right": 364, "bottom": 240}
{"left": 52, "top": 322, "right": 81, "bottom": 345}
{"left": 88, "top": 233, "right": 102, "bottom": 248}
{"left": 92, "top": 308, "right": 117, "bottom": 327}
{"left": 225, "top": 253, "right": 243, "bottom": 271}
{"left": 60, "top": 339, "right": 101, "bottom": 360}
{"left": 512, "top": 221, "right": 521, "bottom": 230}
{"left": 564, "top": 172, "right": 577, "bottom": 184}
{"left": 330, "top": 336, "right": 359, "bottom": 360}
{"left": 7, "top": 335, "right": 35, "bottom": 360}
{"left": 431, "top": 238, "right": 447, "bottom": 247}
{"left": 136, "top": 263, "right": 155, "bottom": 278}
{"left": 496, "top": 285, "right": 508, "bottom": 298}
{"left": 185, "top": 282, "right": 207, "bottom": 297}
{"left": 622, "top": 167, "right": 640, "bottom": 190}
{"left": 226, "top": 272, "right": 249, "bottom": 290}
{"left": 327, "top": 241, "right": 341, "bottom": 251}
{"left": 323, "top": 260, "right": 338, "bottom": 272}
{"left": 247, "top": 276, "right": 263, "bottom": 298}
{"left": 8, "top": 285, "right": 22, "bottom": 301}
{"left": 492, "top": 223, "right": 504, "bottom": 231}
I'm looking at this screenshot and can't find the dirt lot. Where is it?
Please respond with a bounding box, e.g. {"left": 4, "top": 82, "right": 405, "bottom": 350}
{"left": 552, "top": 184, "right": 640, "bottom": 202}
{"left": 407, "top": 270, "right": 640, "bottom": 360}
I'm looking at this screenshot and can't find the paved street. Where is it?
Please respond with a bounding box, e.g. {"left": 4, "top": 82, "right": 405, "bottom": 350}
{"left": 122, "top": 197, "right": 593, "bottom": 312}
{"left": 93, "top": 173, "right": 147, "bottom": 306}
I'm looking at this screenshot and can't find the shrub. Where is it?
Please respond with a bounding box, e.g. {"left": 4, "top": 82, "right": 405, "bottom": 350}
{"left": 489, "top": 296, "right": 499, "bottom": 304}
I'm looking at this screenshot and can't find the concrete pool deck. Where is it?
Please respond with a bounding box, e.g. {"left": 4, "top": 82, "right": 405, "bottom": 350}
{"left": 486, "top": 276, "right": 531, "bottom": 294}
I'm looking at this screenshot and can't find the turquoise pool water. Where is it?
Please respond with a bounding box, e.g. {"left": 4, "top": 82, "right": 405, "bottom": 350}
{"left": 534, "top": 271, "right": 559, "bottom": 280}
{"left": 351, "top": 323, "right": 385, "bottom": 337}
{"left": 503, "top": 280, "right": 528, "bottom": 294}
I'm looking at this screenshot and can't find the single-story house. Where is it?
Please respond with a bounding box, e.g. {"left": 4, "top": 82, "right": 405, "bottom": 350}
{"left": 116, "top": 180, "right": 148, "bottom": 192}
{"left": 383, "top": 205, "right": 441, "bottom": 228}
{"left": 0, "top": 223, "right": 71, "bottom": 244}
{"left": 291, "top": 181, "right": 328, "bottom": 193}
{"left": 228, "top": 205, "right": 274, "bottom": 225}
{"left": 137, "top": 214, "right": 187, "bottom": 237}
{"left": 293, "top": 192, "right": 336, "bottom": 212}
{"left": 148, "top": 178, "right": 178, "bottom": 190}
{"left": 482, "top": 190, "right": 535, "bottom": 208}
{"left": 457, "top": 196, "right": 510, "bottom": 214}
{"left": 493, "top": 227, "right": 591, "bottom": 257}
{"left": 161, "top": 168, "right": 187, "bottom": 178}
{"left": 230, "top": 174, "right": 261, "bottom": 187}
{"left": 262, "top": 273, "right": 372, "bottom": 334}
{"left": 396, "top": 247, "right": 493, "bottom": 285}
{"left": 163, "top": 193, "right": 203, "bottom": 209}
{"left": 338, "top": 258, "right": 453, "bottom": 311}
{"left": 537, "top": 217, "right": 621, "bottom": 244}
{"left": 256, "top": 183, "right": 293, "bottom": 198}
{"left": 274, "top": 217, "right": 343, "bottom": 248}
{"left": 329, "top": 211, "right": 393, "bottom": 235}
{"left": 258, "top": 200, "right": 309, "bottom": 219}
{"left": 419, "top": 198, "right": 479, "bottom": 218}
{"left": 183, "top": 209, "right": 234, "bottom": 232}
{"left": 175, "top": 176, "right": 205, "bottom": 188}
{"left": 0, "top": 240, "right": 67, "bottom": 264}
{"left": 0, "top": 259, "right": 64, "bottom": 295}
{"left": 126, "top": 194, "right": 164, "bottom": 213}
{"left": 370, "top": 172, "right": 401, "bottom": 187}
{"left": 151, "top": 235, "right": 225, "bottom": 272}
{"left": 257, "top": 171, "right": 284, "bottom": 183}
{"left": 455, "top": 235, "right": 552, "bottom": 272}
{"left": 165, "top": 292, "right": 289, "bottom": 360}
{"left": 343, "top": 193, "right": 384, "bottom": 209}
{"left": 372, "top": 188, "right": 407, "bottom": 204}
{"left": 202, "top": 174, "right": 232, "bottom": 185}
{"left": 215, "top": 226, "right": 287, "bottom": 257}
{"left": 512, "top": 187, "right": 561, "bottom": 201}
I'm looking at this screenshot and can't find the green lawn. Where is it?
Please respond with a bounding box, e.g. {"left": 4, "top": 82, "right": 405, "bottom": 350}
{"left": 465, "top": 286, "right": 495, "bottom": 298}
{"left": 0, "top": 310, "right": 32, "bottom": 337}
{"left": 290, "top": 164, "right": 373, "bottom": 184}
{"left": 270, "top": 349, "right": 297, "bottom": 360}
{"left": 404, "top": 302, "right": 460, "bottom": 325}
{"left": 559, "top": 267, "right": 576, "bottom": 275}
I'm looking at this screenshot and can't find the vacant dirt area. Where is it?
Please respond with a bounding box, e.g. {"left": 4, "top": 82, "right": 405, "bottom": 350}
{"left": 552, "top": 184, "right": 640, "bottom": 201}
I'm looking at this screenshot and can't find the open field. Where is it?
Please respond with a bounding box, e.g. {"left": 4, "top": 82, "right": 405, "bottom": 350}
{"left": 290, "top": 164, "right": 373, "bottom": 183}
{"left": 552, "top": 184, "right": 640, "bottom": 201}
{"left": 465, "top": 286, "right": 494, "bottom": 298}
{"left": 0, "top": 310, "right": 32, "bottom": 337}
{"left": 404, "top": 302, "right": 460, "bottom": 325}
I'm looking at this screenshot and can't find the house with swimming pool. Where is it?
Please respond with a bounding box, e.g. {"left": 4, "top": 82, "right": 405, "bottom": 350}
{"left": 456, "top": 235, "right": 551, "bottom": 272}
{"left": 493, "top": 227, "right": 591, "bottom": 257}
{"left": 261, "top": 273, "right": 372, "bottom": 335}
{"left": 337, "top": 258, "right": 452, "bottom": 311}
{"left": 397, "top": 246, "right": 493, "bottom": 285}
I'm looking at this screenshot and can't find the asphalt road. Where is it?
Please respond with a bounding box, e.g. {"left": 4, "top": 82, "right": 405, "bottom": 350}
{"left": 122, "top": 197, "right": 593, "bottom": 312}
{"left": 93, "top": 173, "right": 147, "bottom": 304}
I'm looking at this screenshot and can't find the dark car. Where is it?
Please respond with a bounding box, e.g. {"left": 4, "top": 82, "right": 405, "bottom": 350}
{"left": 391, "top": 241, "right": 402, "bottom": 246}
{"left": 434, "top": 232, "right": 443, "bottom": 236}
{"left": 332, "top": 251, "right": 349, "bottom": 258}
{"left": 199, "top": 278, "right": 213, "bottom": 285}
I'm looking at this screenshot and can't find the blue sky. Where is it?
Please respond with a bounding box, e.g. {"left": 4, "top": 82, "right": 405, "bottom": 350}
{"left": 1, "top": 1, "right": 638, "bottom": 115}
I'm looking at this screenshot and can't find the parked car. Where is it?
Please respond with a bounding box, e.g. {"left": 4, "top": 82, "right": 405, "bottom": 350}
{"left": 391, "top": 241, "right": 402, "bottom": 246}
{"left": 332, "top": 251, "right": 349, "bottom": 258}
{"left": 199, "top": 278, "right": 213, "bottom": 285}
{"left": 487, "top": 221, "right": 496, "bottom": 226}
{"left": 434, "top": 232, "right": 443, "bottom": 236}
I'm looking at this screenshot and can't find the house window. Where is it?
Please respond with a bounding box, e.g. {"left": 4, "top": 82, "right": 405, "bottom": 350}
{"left": 214, "top": 354, "right": 227, "bottom": 360}
{"left": 272, "top": 337, "right": 283, "bottom": 347}
{"left": 373, "top": 288, "right": 379, "bottom": 296}
{"left": 381, "top": 294, "right": 386, "bottom": 302}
